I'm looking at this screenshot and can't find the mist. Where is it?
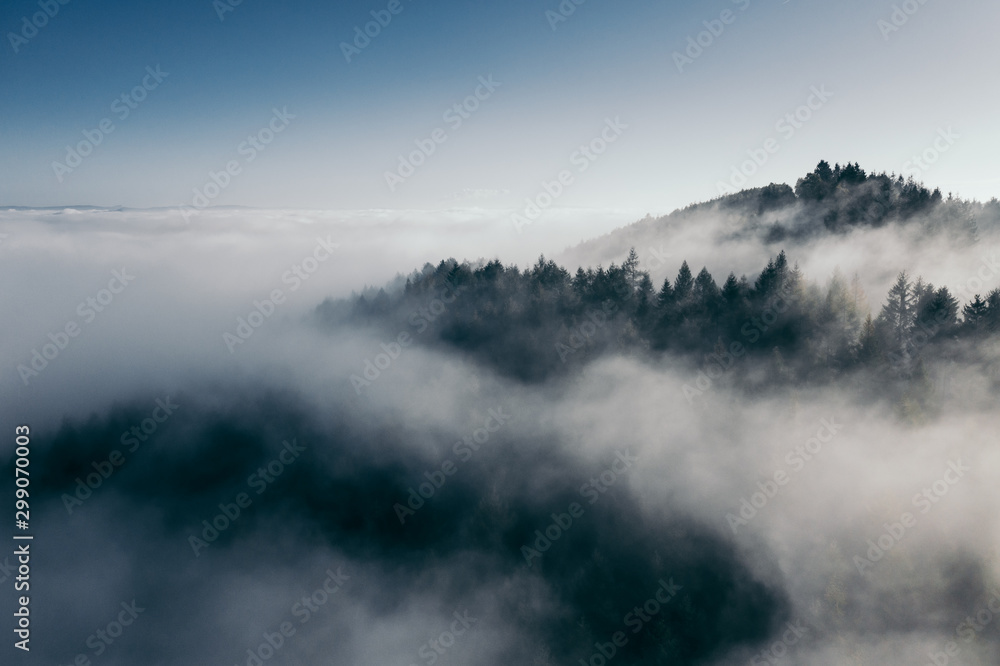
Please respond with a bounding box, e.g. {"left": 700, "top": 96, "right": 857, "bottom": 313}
{"left": 5, "top": 166, "right": 1000, "bottom": 665}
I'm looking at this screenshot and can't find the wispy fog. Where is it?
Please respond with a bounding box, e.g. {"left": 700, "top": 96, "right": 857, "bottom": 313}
{"left": 4, "top": 194, "right": 1000, "bottom": 665}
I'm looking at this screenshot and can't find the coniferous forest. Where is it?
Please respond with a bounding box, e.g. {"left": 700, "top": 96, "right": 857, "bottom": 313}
{"left": 10, "top": 1, "right": 1000, "bottom": 663}
{"left": 321, "top": 162, "right": 1000, "bottom": 418}
{"left": 9, "top": 162, "right": 1000, "bottom": 666}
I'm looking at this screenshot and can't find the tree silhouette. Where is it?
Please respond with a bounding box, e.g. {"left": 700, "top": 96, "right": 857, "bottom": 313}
{"left": 674, "top": 262, "right": 694, "bottom": 302}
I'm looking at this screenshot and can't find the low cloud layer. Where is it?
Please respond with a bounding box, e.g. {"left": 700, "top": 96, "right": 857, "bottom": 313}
{"left": 3, "top": 200, "right": 1000, "bottom": 665}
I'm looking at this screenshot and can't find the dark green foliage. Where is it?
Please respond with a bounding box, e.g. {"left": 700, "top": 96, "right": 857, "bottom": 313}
{"left": 316, "top": 163, "right": 1000, "bottom": 399}
{"left": 317, "top": 236, "right": 1000, "bottom": 395}
{"left": 656, "top": 277, "right": 674, "bottom": 309}
{"left": 879, "top": 272, "right": 914, "bottom": 351}
{"left": 963, "top": 294, "right": 989, "bottom": 334}
{"left": 916, "top": 287, "right": 959, "bottom": 333}
{"left": 673, "top": 261, "right": 694, "bottom": 302}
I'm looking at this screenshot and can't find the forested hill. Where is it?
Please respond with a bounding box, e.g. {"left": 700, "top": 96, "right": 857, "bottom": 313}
{"left": 317, "top": 242, "right": 1000, "bottom": 414}
{"left": 719, "top": 160, "right": 994, "bottom": 238}
{"left": 559, "top": 161, "right": 1000, "bottom": 271}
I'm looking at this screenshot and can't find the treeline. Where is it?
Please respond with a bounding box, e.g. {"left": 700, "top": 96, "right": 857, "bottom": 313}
{"left": 316, "top": 248, "right": 1000, "bottom": 394}
{"left": 716, "top": 161, "right": 999, "bottom": 242}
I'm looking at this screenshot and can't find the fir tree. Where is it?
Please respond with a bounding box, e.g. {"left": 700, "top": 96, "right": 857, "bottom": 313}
{"left": 674, "top": 262, "right": 694, "bottom": 302}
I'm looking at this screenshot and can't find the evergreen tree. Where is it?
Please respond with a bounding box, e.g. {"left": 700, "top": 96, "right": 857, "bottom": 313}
{"left": 857, "top": 313, "right": 882, "bottom": 364}
{"left": 693, "top": 267, "right": 721, "bottom": 320}
{"left": 838, "top": 162, "right": 867, "bottom": 185}
{"left": 635, "top": 274, "right": 655, "bottom": 322}
{"left": 335, "top": 246, "right": 1000, "bottom": 387}
{"left": 656, "top": 277, "right": 675, "bottom": 308}
{"left": 754, "top": 252, "right": 789, "bottom": 300}
{"left": 916, "top": 287, "right": 959, "bottom": 333}
{"left": 850, "top": 272, "right": 869, "bottom": 318}
{"left": 572, "top": 267, "right": 590, "bottom": 295}
{"left": 984, "top": 288, "right": 1000, "bottom": 333}
{"left": 373, "top": 288, "right": 391, "bottom": 313}
{"left": 825, "top": 270, "right": 861, "bottom": 356}
{"left": 817, "top": 160, "right": 834, "bottom": 183}
{"left": 795, "top": 161, "right": 835, "bottom": 200}
{"left": 721, "top": 273, "right": 742, "bottom": 305}
{"left": 622, "top": 248, "right": 641, "bottom": 290}
{"left": 674, "top": 262, "right": 694, "bottom": 302}
{"left": 879, "top": 272, "right": 914, "bottom": 350}
{"left": 963, "top": 294, "right": 989, "bottom": 332}
{"left": 693, "top": 267, "right": 719, "bottom": 301}
{"left": 912, "top": 278, "right": 934, "bottom": 308}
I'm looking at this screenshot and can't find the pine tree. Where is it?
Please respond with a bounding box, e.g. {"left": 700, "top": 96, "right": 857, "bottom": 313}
{"left": 693, "top": 267, "right": 719, "bottom": 301}
{"left": 775, "top": 251, "right": 789, "bottom": 276}
{"left": 622, "top": 247, "right": 640, "bottom": 290}
{"left": 373, "top": 288, "right": 391, "bottom": 313}
{"left": 754, "top": 252, "right": 789, "bottom": 300}
{"left": 721, "top": 273, "right": 742, "bottom": 305}
{"left": 825, "top": 269, "right": 861, "bottom": 346}
{"left": 879, "top": 272, "right": 914, "bottom": 349}
{"left": 656, "top": 277, "right": 675, "bottom": 308}
{"left": 635, "top": 274, "right": 655, "bottom": 321}
{"left": 911, "top": 279, "right": 932, "bottom": 317}
{"left": 985, "top": 288, "right": 1000, "bottom": 333}
{"left": 674, "top": 262, "right": 693, "bottom": 302}
{"left": 693, "top": 267, "right": 721, "bottom": 320}
{"left": 857, "top": 313, "right": 881, "bottom": 364}
{"left": 963, "top": 294, "right": 988, "bottom": 332}
{"left": 917, "top": 287, "right": 958, "bottom": 332}
{"left": 817, "top": 160, "right": 834, "bottom": 183}
{"left": 850, "top": 272, "right": 869, "bottom": 318}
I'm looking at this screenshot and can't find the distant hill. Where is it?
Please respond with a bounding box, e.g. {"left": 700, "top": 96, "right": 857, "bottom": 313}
{"left": 557, "top": 161, "right": 1000, "bottom": 272}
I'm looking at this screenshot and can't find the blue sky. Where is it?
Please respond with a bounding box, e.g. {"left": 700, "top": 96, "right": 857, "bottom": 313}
{"left": 1, "top": 0, "right": 998, "bottom": 212}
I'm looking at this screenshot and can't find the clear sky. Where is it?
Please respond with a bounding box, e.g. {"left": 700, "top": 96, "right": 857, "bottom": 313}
{"left": 2, "top": 0, "right": 998, "bottom": 213}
